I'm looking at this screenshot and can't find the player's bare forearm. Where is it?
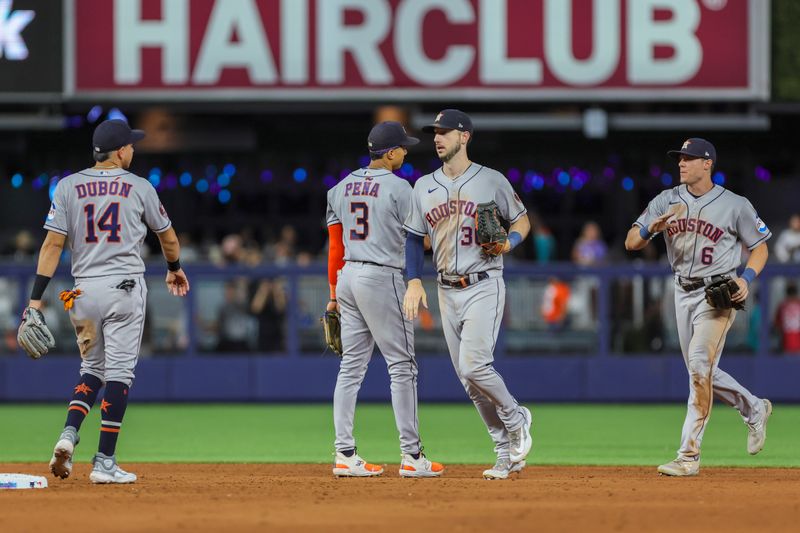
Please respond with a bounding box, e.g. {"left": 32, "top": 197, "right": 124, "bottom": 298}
{"left": 156, "top": 227, "right": 181, "bottom": 262}
{"left": 35, "top": 232, "right": 66, "bottom": 278}
{"left": 625, "top": 226, "right": 649, "bottom": 251}
{"left": 509, "top": 215, "right": 531, "bottom": 241}
{"left": 745, "top": 242, "right": 769, "bottom": 275}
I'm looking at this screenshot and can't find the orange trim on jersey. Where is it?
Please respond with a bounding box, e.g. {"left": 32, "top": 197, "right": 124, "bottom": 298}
{"left": 327, "top": 223, "right": 345, "bottom": 297}
{"left": 68, "top": 405, "right": 88, "bottom": 416}
{"left": 100, "top": 427, "right": 120, "bottom": 433}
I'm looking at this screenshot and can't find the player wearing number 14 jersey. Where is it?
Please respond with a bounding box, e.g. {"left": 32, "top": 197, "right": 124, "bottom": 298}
{"left": 30, "top": 119, "right": 189, "bottom": 484}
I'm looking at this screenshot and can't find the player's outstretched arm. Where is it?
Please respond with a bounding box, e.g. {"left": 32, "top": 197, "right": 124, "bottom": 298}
{"left": 625, "top": 212, "right": 676, "bottom": 251}
{"left": 156, "top": 227, "right": 190, "bottom": 297}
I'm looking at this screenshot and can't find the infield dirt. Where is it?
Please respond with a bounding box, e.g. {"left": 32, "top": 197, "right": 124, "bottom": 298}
{"left": 1, "top": 464, "right": 798, "bottom": 532}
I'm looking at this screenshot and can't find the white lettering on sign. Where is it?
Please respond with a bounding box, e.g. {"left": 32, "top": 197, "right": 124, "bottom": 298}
{"left": 114, "top": 0, "right": 189, "bottom": 84}
{"left": 317, "top": 0, "right": 392, "bottom": 85}
{"left": 194, "top": 0, "right": 276, "bottom": 84}
{"left": 545, "top": 0, "right": 620, "bottom": 86}
{"left": 628, "top": 0, "right": 702, "bottom": 84}
{"left": 479, "top": 0, "right": 541, "bottom": 84}
{"left": 0, "top": 0, "right": 35, "bottom": 61}
{"left": 104, "top": 0, "right": 726, "bottom": 90}
{"left": 396, "top": 0, "right": 474, "bottom": 86}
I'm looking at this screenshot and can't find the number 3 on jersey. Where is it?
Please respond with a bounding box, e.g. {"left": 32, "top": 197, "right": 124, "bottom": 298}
{"left": 350, "top": 202, "right": 369, "bottom": 240}
{"left": 85, "top": 203, "right": 121, "bottom": 243}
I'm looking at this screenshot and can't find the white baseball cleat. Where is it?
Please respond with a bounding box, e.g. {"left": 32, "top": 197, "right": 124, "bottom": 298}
{"left": 332, "top": 450, "right": 383, "bottom": 477}
{"left": 657, "top": 458, "right": 700, "bottom": 477}
{"left": 509, "top": 406, "right": 533, "bottom": 463}
{"left": 399, "top": 453, "right": 444, "bottom": 478}
{"left": 747, "top": 399, "right": 772, "bottom": 455}
{"left": 49, "top": 426, "right": 79, "bottom": 479}
{"left": 483, "top": 458, "right": 526, "bottom": 480}
{"left": 89, "top": 453, "right": 137, "bottom": 484}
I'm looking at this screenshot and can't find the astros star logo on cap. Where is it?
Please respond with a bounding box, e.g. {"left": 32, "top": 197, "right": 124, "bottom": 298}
{"left": 435, "top": 112, "right": 444, "bottom": 123}
{"left": 682, "top": 140, "right": 691, "bottom": 149}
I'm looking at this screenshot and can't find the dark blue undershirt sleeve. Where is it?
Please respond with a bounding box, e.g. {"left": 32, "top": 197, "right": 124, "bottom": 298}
{"left": 405, "top": 233, "right": 425, "bottom": 280}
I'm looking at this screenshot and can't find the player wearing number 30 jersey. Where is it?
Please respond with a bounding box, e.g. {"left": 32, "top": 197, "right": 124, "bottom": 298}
{"left": 626, "top": 137, "right": 772, "bottom": 477}
{"left": 403, "top": 110, "right": 533, "bottom": 480}
{"left": 29, "top": 119, "right": 189, "bottom": 484}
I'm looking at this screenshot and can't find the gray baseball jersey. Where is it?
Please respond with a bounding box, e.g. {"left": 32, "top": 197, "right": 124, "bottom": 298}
{"left": 405, "top": 163, "right": 529, "bottom": 462}
{"left": 45, "top": 168, "right": 172, "bottom": 279}
{"left": 404, "top": 164, "right": 526, "bottom": 275}
{"left": 42, "top": 167, "right": 170, "bottom": 387}
{"left": 326, "top": 167, "right": 412, "bottom": 269}
{"left": 327, "top": 166, "right": 425, "bottom": 456}
{"left": 634, "top": 184, "right": 771, "bottom": 278}
{"left": 633, "top": 183, "right": 770, "bottom": 462}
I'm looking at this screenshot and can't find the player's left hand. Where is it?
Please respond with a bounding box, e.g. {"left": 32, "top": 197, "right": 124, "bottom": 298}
{"left": 732, "top": 277, "right": 749, "bottom": 303}
{"left": 326, "top": 300, "right": 340, "bottom": 313}
{"left": 166, "top": 268, "right": 190, "bottom": 297}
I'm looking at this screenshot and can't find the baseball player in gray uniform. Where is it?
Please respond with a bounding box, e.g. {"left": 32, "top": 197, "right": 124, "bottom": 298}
{"left": 326, "top": 121, "right": 443, "bottom": 478}
{"left": 625, "top": 137, "right": 772, "bottom": 477}
{"left": 402, "top": 110, "right": 533, "bottom": 480}
{"left": 18, "top": 119, "right": 189, "bottom": 484}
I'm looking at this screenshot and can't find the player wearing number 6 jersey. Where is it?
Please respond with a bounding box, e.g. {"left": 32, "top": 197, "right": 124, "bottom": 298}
{"left": 25, "top": 119, "right": 189, "bottom": 484}
{"left": 626, "top": 138, "right": 772, "bottom": 477}
{"left": 403, "top": 110, "right": 533, "bottom": 480}
{"left": 326, "top": 121, "right": 443, "bottom": 478}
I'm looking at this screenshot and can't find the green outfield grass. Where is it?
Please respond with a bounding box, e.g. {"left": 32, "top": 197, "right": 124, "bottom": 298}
{"left": 0, "top": 403, "right": 797, "bottom": 466}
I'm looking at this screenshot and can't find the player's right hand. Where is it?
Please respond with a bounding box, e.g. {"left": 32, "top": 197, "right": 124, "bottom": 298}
{"left": 166, "top": 269, "right": 190, "bottom": 297}
{"left": 649, "top": 211, "right": 678, "bottom": 234}
{"left": 403, "top": 279, "right": 428, "bottom": 321}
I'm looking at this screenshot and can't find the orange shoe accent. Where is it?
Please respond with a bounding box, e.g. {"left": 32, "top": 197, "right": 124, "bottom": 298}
{"left": 365, "top": 463, "right": 382, "bottom": 472}
{"left": 335, "top": 464, "right": 350, "bottom": 469}
{"left": 100, "top": 399, "right": 112, "bottom": 413}
{"left": 100, "top": 427, "right": 120, "bottom": 433}
{"left": 430, "top": 462, "right": 444, "bottom": 472}
{"left": 401, "top": 464, "right": 417, "bottom": 471}
{"left": 74, "top": 383, "right": 93, "bottom": 395}
{"left": 58, "top": 289, "right": 83, "bottom": 311}
{"left": 68, "top": 405, "right": 88, "bottom": 416}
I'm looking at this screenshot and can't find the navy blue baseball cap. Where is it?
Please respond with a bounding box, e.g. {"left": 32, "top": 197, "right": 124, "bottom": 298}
{"left": 367, "top": 121, "right": 419, "bottom": 153}
{"left": 668, "top": 137, "right": 716, "bottom": 163}
{"left": 92, "top": 119, "right": 146, "bottom": 153}
{"left": 422, "top": 109, "right": 474, "bottom": 134}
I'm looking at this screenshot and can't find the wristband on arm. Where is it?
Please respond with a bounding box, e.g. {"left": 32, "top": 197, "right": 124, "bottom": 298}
{"left": 30, "top": 274, "right": 52, "bottom": 301}
{"left": 639, "top": 225, "right": 653, "bottom": 241}
{"left": 741, "top": 268, "right": 757, "bottom": 286}
{"left": 508, "top": 231, "right": 523, "bottom": 250}
{"left": 167, "top": 259, "right": 181, "bottom": 272}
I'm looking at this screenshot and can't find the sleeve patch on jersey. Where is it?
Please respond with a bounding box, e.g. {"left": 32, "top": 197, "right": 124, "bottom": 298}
{"left": 47, "top": 202, "right": 56, "bottom": 221}
{"left": 513, "top": 192, "right": 521, "bottom": 203}
{"left": 756, "top": 217, "right": 769, "bottom": 234}
{"left": 159, "top": 203, "right": 168, "bottom": 217}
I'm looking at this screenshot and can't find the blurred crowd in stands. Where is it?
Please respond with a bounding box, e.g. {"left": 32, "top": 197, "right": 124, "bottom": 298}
{"left": 2, "top": 212, "right": 800, "bottom": 356}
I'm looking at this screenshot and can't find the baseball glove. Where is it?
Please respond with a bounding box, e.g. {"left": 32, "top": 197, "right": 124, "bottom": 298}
{"left": 321, "top": 310, "right": 343, "bottom": 357}
{"left": 705, "top": 277, "right": 745, "bottom": 310}
{"left": 475, "top": 201, "right": 508, "bottom": 257}
{"left": 17, "top": 307, "right": 56, "bottom": 359}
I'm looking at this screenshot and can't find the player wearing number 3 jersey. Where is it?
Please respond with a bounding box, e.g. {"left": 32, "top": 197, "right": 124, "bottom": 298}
{"left": 626, "top": 138, "right": 772, "bottom": 477}
{"left": 403, "top": 110, "right": 533, "bottom": 480}
{"left": 326, "top": 121, "right": 443, "bottom": 478}
{"left": 27, "top": 119, "right": 189, "bottom": 484}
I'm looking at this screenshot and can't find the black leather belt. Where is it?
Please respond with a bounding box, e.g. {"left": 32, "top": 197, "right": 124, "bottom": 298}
{"left": 348, "top": 260, "right": 394, "bottom": 269}
{"left": 438, "top": 272, "right": 489, "bottom": 288}
{"left": 677, "top": 275, "right": 727, "bottom": 292}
